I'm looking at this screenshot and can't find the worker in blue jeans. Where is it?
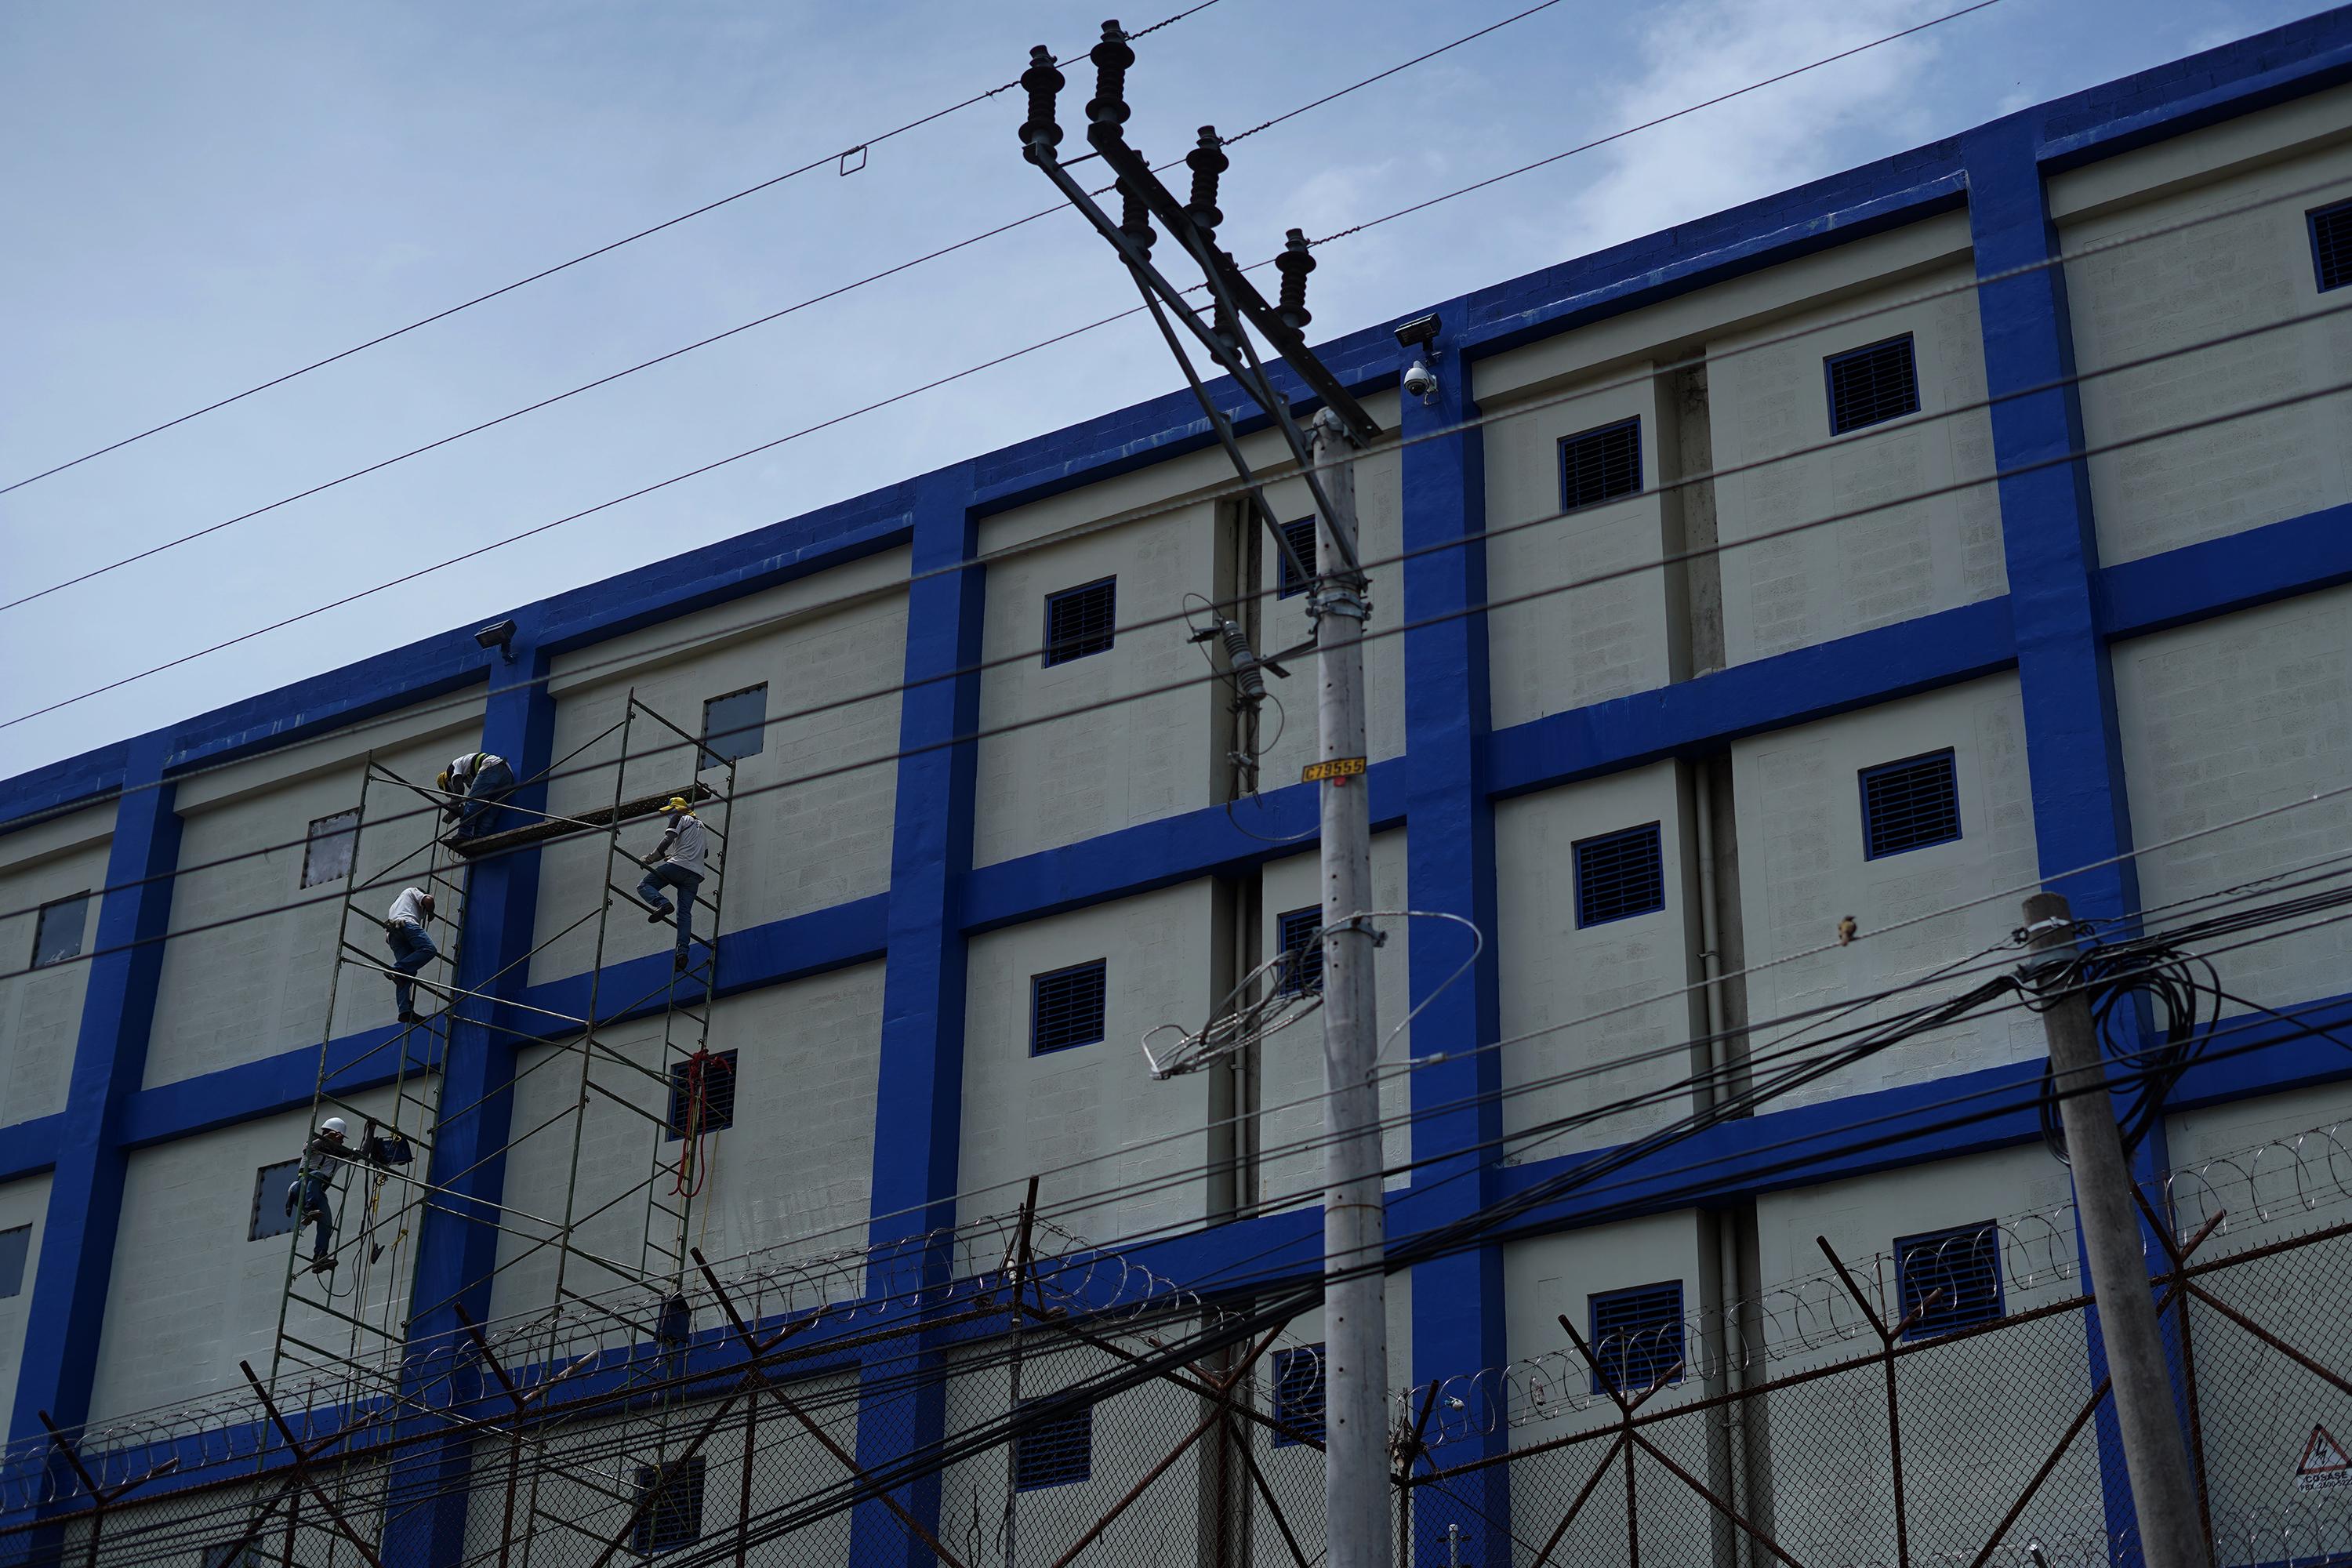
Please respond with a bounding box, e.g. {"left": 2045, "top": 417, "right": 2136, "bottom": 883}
{"left": 637, "top": 797, "right": 707, "bottom": 972}
{"left": 383, "top": 886, "right": 438, "bottom": 1024}
{"left": 285, "top": 1116, "right": 353, "bottom": 1273}
{"left": 438, "top": 750, "right": 517, "bottom": 840}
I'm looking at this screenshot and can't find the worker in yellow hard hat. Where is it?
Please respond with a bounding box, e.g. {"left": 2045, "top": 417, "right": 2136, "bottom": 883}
{"left": 636, "top": 796, "right": 708, "bottom": 972}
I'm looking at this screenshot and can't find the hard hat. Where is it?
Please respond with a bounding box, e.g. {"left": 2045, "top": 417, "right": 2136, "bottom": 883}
{"left": 321, "top": 1116, "right": 348, "bottom": 1138}
{"left": 436, "top": 770, "right": 452, "bottom": 791}
{"left": 666, "top": 796, "right": 690, "bottom": 813}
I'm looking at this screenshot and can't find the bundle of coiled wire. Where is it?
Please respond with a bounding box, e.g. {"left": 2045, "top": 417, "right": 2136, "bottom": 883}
{"left": 2026, "top": 933, "right": 2220, "bottom": 1163}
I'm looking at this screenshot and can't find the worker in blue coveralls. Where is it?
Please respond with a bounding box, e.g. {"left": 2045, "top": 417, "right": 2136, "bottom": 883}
{"left": 437, "top": 750, "right": 517, "bottom": 840}
{"left": 285, "top": 1116, "right": 354, "bottom": 1273}
{"left": 637, "top": 797, "right": 707, "bottom": 972}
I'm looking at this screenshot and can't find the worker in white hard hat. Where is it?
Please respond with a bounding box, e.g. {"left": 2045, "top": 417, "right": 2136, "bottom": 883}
{"left": 636, "top": 796, "right": 707, "bottom": 973}
{"left": 284, "top": 1116, "right": 354, "bottom": 1272}
{"left": 383, "top": 887, "right": 439, "bottom": 1025}
{"left": 437, "top": 750, "right": 517, "bottom": 841}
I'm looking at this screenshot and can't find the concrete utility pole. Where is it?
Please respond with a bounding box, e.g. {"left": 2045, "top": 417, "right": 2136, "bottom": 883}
{"left": 1312, "top": 409, "right": 1389, "bottom": 1568}
{"left": 2024, "top": 891, "right": 2208, "bottom": 1568}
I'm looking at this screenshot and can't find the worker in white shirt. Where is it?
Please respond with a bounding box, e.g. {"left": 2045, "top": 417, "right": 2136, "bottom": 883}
{"left": 437, "top": 750, "right": 516, "bottom": 841}
{"left": 636, "top": 797, "right": 707, "bottom": 971}
{"left": 383, "top": 886, "right": 439, "bottom": 1023}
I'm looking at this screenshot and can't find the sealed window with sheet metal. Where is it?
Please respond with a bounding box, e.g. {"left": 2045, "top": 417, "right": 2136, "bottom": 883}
{"left": 1860, "top": 750, "right": 1962, "bottom": 859}
{"left": 1044, "top": 578, "right": 1117, "bottom": 666}
{"left": 701, "top": 683, "right": 768, "bottom": 765}
{"left": 630, "top": 1457, "right": 706, "bottom": 1553}
{"left": 1573, "top": 823, "right": 1664, "bottom": 927}
{"left": 1559, "top": 417, "right": 1642, "bottom": 513}
{"left": 1031, "top": 960, "right": 1106, "bottom": 1056}
{"left": 31, "top": 892, "right": 89, "bottom": 968}
{"left": 1896, "top": 1221, "right": 2003, "bottom": 1338}
{"left": 666, "top": 1050, "right": 738, "bottom": 1140}
{"left": 1589, "top": 1280, "right": 1685, "bottom": 1396}
{"left": 301, "top": 809, "right": 359, "bottom": 888}
{"left": 1014, "top": 1398, "right": 1094, "bottom": 1490}
{"left": 1825, "top": 334, "right": 1920, "bottom": 434}
{"left": 1272, "top": 1344, "right": 1327, "bottom": 1446}
{"left": 1276, "top": 906, "right": 1323, "bottom": 996}
{"left": 250, "top": 1159, "right": 302, "bottom": 1242}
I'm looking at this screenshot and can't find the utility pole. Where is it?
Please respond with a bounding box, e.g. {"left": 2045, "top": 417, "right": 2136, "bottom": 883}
{"left": 1015, "top": 24, "right": 1391, "bottom": 1565}
{"left": 1311, "top": 408, "right": 1390, "bottom": 1568}
{"left": 2023, "top": 891, "right": 2208, "bottom": 1568}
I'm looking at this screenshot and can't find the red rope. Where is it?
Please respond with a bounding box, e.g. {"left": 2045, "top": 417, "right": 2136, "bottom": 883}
{"left": 671, "top": 1047, "right": 733, "bottom": 1199}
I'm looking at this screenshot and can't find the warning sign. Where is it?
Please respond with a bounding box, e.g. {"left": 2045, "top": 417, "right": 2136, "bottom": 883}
{"left": 2296, "top": 1425, "right": 2350, "bottom": 1491}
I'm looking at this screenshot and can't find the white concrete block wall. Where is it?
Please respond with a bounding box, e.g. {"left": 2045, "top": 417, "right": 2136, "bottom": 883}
{"left": 530, "top": 561, "right": 908, "bottom": 983}
{"left": 2164, "top": 1081, "right": 2352, "bottom": 1247}
{"left": 61, "top": 1466, "right": 389, "bottom": 1567}
{"left": 88, "top": 1086, "right": 414, "bottom": 1421}
{"left": 2057, "top": 107, "right": 2352, "bottom": 564}
{"left": 2114, "top": 588, "right": 2352, "bottom": 1016}
{"left": 959, "top": 882, "right": 1219, "bottom": 1247}
{"left": 1483, "top": 365, "right": 1679, "bottom": 729}
{"left": 1711, "top": 263, "right": 2005, "bottom": 664}
{"left": 0, "top": 1172, "right": 50, "bottom": 1424}
{"left": 973, "top": 499, "right": 1225, "bottom": 869}
{"left": 487, "top": 963, "right": 884, "bottom": 1327}
{"left": 1256, "top": 831, "right": 1413, "bottom": 1209}
{"left": 1755, "top": 1147, "right": 2095, "bottom": 1560}
{"left": 1495, "top": 762, "right": 1702, "bottom": 1160}
{"left": 147, "top": 722, "right": 481, "bottom": 1087}
{"left": 0, "top": 803, "right": 113, "bottom": 1126}
{"left": 1733, "top": 675, "right": 2042, "bottom": 1109}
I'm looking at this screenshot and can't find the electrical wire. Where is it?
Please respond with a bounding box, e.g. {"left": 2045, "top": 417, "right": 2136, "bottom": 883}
{"left": 9, "top": 345, "right": 2352, "bottom": 996}
{"left": 6, "top": 149, "right": 2344, "bottom": 805}
{"left": 0, "top": 0, "right": 1231, "bottom": 501}
{"left": 0, "top": 0, "right": 1584, "bottom": 616}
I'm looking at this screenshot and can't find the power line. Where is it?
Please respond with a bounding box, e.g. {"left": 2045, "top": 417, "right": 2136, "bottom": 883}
{"left": 6, "top": 336, "right": 2348, "bottom": 973}
{"left": 0, "top": 0, "right": 1573, "bottom": 616}
{"left": 0, "top": 2, "right": 1232, "bottom": 501}
{"left": 6, "top": 139, "right": 2343, "bottom": 780}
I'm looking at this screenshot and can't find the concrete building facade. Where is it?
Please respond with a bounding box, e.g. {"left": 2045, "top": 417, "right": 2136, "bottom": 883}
{"left": 5, "top": 13, "right": 2352, "bottom": 1563}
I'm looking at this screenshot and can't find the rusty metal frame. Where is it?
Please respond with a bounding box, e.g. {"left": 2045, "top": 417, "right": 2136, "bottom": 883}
{"left": 237, "top": 1359, "right": 392, "bottom": 1568}
{"left": 35, "top": 1411, "right": 180, "bottom": 1568}
{"left": 1817, "top": 1232, "right": 1950, "bottom": 1568}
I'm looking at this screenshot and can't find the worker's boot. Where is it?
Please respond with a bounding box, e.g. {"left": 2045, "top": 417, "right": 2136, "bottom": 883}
{"left": 645, "top": 902, "right": 673, "bottom": 925}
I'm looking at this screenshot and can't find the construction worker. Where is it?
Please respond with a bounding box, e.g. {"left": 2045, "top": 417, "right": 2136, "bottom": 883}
{"left": 438, "top": 750, "right": 516, "bottom": 840}
{"left": 383, "top": 886, "right": 438, "bottom": 1024}
{"left": 285, "top": 1116, "right": 354, "bottom": 1272}
{"left": 637, "top": 797, "right": 706, "bottom": 971}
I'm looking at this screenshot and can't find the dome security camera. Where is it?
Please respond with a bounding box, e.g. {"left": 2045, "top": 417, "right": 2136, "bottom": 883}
{"left": 1403, "top": 358, "right": 1437, "bottom": 399}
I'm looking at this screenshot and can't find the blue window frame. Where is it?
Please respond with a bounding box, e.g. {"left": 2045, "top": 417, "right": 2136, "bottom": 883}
{"left": 1015, "top": 1398, "right": 1094, "bottom": 1490}
{"left": 701, "top": 684, "right": 768, "bottom": 766}
{"left": 666, "top": 1050, "right": 738, "bottom": 1141}
{"left": 1276, "top": 906, "right": 1323, "bottom": 996}
{"left": 1573, "top": 823, "right": 1664, "bottom": 927}
{"left": 0, "top": 1224, "right": 28, "bottom": 1299}
{"left": 1559, "top": 417, "right": 1642, "bottom": 513}
{"left": 630, "top": 1457, "right": 706, "bottom": 1554}
{"left": 1031, "top": 960, "right": 1107, "bottom": 1056}
{"left": 2313, "top": 199, "right": 2352, "bottom": 294}
{"left": 1276, "top": 516, "right": 1318, "bottom": 598}
{"left": 1825, "top": 334, "right": 1920, "bottom": 434}
{"left": 31, "top": 891, "right": 89, "bottom": 968}
{"left": 1895, "top": 1221, "right": 2003, "bottom": 1338}
{"left": 1044, "top": 577, "right": 1117, "bottom": 666}
{"left": 1271, "top": 1344, "right": 1327, "bottom": 1446}
{"left": 1589, "top": 1281, "right": 1684, "bottom": 1396}
{"left": 250, "top": 1160, "right": 302, "bottom": 1242}
{"left": 1860, "top": 750, "right": 1962, "bottom": 859}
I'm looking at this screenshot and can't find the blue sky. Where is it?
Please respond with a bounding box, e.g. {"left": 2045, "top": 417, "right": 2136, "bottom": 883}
{"left": 0, "top": 0, "right": 2330, "bottom": 775}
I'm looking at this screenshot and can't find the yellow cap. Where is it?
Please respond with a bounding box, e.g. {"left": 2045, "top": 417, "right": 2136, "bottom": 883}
{"left": 436, "top": 770, "right": 451, "bottom": 791}
{"left": 666, "top": 796, "right": 690, "bottom": 814}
